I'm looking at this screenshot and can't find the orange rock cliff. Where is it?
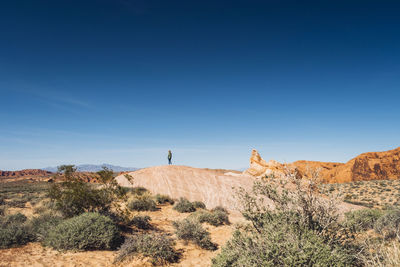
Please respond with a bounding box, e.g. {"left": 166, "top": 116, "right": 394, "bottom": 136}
{"left": 244, "top": 147, "right": 400, "bottom": 183}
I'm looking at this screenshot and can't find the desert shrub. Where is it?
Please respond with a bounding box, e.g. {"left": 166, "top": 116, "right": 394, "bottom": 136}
{"left": 361, "top": 240, "right": 400, "bottom": 267}
{"left": 344, "top": 209, "right": 383, "bottom": 232}
{"left": 33, "top": 205, "right": 48, "bottom": 214}
{"left": 43, "top": 212, "right": 122, "bottom": 250}
{"left": 0, "top": 206, "right": 5, "bottom": 216}
{"left": 193, "top": 201, "right": 206, "bottom": 209}
{"left": 173, "top": 198, "right": 196, "bottom": 213}
{"left": 0, "top": 213, "right": 33, "bottom": 248}
{"left": 3, "top": 212, "right": 27, "bottom": 224}
{"left": 212, "top": 222, "right": 354, "bottom": 267}
{"left": 374, "top": 208, "right": 400, "bottom": 241}
{"left": 212, "top": 169, "right": 360, "bottom": 266}
{"left": 173, "top": 218, "right": 217, "bottom": 250}
{"left": 30, "top": 213, "right": 64, "bottom": 241}
{"left": 128, "top": 196, "right": 157, "bottom": 211}
{"left": 7, "top": 199, "right": 27, "bottom": 208}
{"left": 48, "top": 181, "right": 106, "bottom": 217}
{"left": 32, "top": 200, "right": 61, "bottom": 223}
{"left": 48, "top": 165, "right": 130, "bottom": 218}
{"left": 155, "top": 194, "right": 174, "bottom": 205}
{"left": 129, "top": 215, "right": 152, "bottom": 230}
{"left": 212, "top": 206, "right": 229, "bottom": 214}
{"left": 129, "top": 186, "right": 149, "bottom": 196}
{"left": 98, "top": 209, "right": 132, "bottom": 229}
{"left": 115, "top": 233, "right": 180, "bottom": 265}
{"left": 192, "top": 210, "right": 230, "bottom": 227}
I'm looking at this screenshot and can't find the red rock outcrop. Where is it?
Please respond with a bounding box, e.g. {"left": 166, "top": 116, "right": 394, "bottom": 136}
{"left": 0, "top": 169, "right": 53, "bottom": 177}
{"left": 328, "top": 147, "right": 400, "bottom": 183}
{"left": 292, "top": 161, "right": 344, "bottom": 182}
{"left": 245, "top": 147, "right": 400, "bottom": 183}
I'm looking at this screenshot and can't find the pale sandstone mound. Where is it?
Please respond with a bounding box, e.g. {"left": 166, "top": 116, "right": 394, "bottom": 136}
{"left": 115, "top": 165, "right": 254, "bottom": 210}
{"left": 116, "top": 165, "right": 360, "bottom": 214}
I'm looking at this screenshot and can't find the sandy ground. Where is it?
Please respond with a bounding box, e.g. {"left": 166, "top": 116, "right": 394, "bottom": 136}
{"left": 0, "top": 243, "right": 115, "bottom": 267}
{"left": 0, "top": 205, "right": 244, "bottom": 267}
{"left": 1, "top": 165, "right": 362, "bottom": 266}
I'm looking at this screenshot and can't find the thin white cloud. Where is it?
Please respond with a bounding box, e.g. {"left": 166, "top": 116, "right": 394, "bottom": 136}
{"left": 3, "top": 84, "right": 94, "bottom": 112}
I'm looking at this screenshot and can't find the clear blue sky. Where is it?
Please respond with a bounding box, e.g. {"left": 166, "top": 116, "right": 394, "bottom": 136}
{"left": 1, "top": 0, "right": 399, "bottom": 170}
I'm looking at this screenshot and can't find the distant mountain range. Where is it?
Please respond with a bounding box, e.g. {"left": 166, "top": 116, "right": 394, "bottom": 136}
{"left": 42, "top": 164, "right": 138, "bottom": 173}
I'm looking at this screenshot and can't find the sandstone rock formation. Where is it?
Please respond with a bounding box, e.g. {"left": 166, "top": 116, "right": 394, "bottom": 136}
{"left": 116, "top": 165, "right": 255, "bottom": 210}
{"left": 328, "top": 147, "right": 400, "bottom": 183}
{"left": 115, "top": 165, "right": 361, "bottom": 214}
{"left": 245, "top": 147, "right": 400, "bottom": 183}
{"left": 244, "top": 149, "right": 287, "bottom": 177}
{"left": 292, "top": 161, "right": 344, "bottom": 182}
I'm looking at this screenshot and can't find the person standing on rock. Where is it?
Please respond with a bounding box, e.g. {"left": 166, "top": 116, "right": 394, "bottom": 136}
{"left": 168, "top": 150, "right": 172, "bottom": 165}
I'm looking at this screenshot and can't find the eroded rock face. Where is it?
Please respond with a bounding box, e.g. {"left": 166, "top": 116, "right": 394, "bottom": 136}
{"left": 333, "top": 147, "right": 400, "bottom": 183}
{"left": 244, "top": 149, "right": 287, "bottom": 178}
{"left": 244, "top": 147, "right": 400, "bottom": 183}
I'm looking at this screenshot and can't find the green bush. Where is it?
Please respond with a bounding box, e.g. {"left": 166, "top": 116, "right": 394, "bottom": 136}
{"left": 99, "top": 209, "right": 131, "bottom": 228}
{"left": 212, "top": 171, "right": 360, "bottom": 267}
{"left": 155, "top": 194, "right": 175, "bottom": 205}
{"left": 374, "top": 208, "right": 400, "bottom": 241}
{"left": 115, "top": 233, "right": 180, "bottom": 265}
{"left": 173, "top": 218, "right": 217, "bottom": 250}
{"left": 129, "top": 186, "right": 149, "bottom": 196}
{"left": 129, "top": 215, "right": 152, "bottom": 230}
{"left": 30, "top": 213, "right": 64, "bottom": 241}
{"left": 192, "top": 210, "right": 230, "bottom": 227}
{"left": 212, "top": 206, "right": 229, "bottom": 214}
{"left": 0, "top": 213, "right": 33, "bottom": 248}
{"left": 48, "top": 181, "right": 108, "bottom": 217}
{"left": 43, "top": 212, "right": 122, "bottom": 250}
{"left": 128, "top": 197, "right": 157, "bottom": 211}
{"left": 204, "top": 210, "right": 229, "bottom": 226}
{"left": 212, "top": 220, "right": 355, "bottom": 267}
{"left": 48, "top": 165, "right": 128, "bottom": 218}
{"left": 0, "top": 206, "right": 5, "bottom": 216}
{"left": 193, "top": 201, "right": 206, "bottom": 209}
{"left": 173, "top": 198, "right": 196, "bottom": 213}
{"left": 344, "top": 209, "right": 383, "bottom": 232}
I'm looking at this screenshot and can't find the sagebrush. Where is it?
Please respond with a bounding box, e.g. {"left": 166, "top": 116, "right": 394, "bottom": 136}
{"left": 173, "top": 198, "right": 196, "bottom": 213}
{"left": 115, "top": 233, "right": 180, "bottom": 265}
{"left": 173, "top": 218, "right": 217, "bottom": 250}
{"left": 0, "top": 213, "right": 33, "bottom": 248}
{"left": 212, "top": 169, "right": 360, "bottom": 267}
{"left": 43, "top": 212, "right": 122, "bottom": 250}
{"left": 129, "top": 215, "right": 152, "bottom": 230}
{"left": 48, "top": 165, "right": 130, "bottom": 218}
{"left": 127, "top": 195, "right": 158, "bottom": 211}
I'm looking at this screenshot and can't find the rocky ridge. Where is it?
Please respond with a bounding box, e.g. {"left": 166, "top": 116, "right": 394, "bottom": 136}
{"left": 245, "top": 147, "right": 400, "bottom": 183}
{"left": 0, "top": 169, "right": 52, "bottom": 177}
